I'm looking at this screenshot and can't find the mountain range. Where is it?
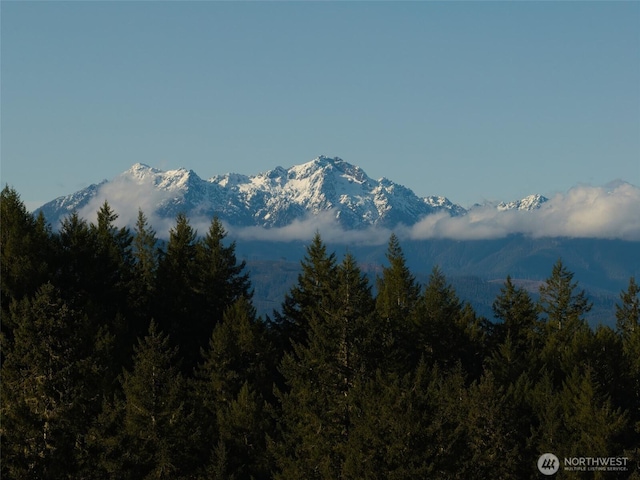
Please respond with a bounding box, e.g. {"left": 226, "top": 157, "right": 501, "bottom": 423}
{"left": 37, "top": 155, "right": 544, "bottom": 230}
{"left": 35, "top": 156, "right": 639, "bottom": 327}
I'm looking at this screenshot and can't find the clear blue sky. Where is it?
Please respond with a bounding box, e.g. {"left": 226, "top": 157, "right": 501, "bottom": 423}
{"left": 2, "top": 1, "right": 639, "bottom": 211}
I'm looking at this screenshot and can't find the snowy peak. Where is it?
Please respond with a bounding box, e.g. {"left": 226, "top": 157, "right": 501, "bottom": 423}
{"left": 126, "top": 162, "right": 161, "bottom": 179}
{"left": 36, "top": 156, "right": 559, "bottom": 231}
{"left": 123, "top": 163, "right": 203, "bottom": 191}
{"left": 497, "top": 194, "right": 549, "bottom": 211}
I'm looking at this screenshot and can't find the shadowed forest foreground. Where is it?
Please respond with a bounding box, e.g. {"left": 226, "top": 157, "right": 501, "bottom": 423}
{"left": 2, "top": 186, "right": 639, "bottom": 479}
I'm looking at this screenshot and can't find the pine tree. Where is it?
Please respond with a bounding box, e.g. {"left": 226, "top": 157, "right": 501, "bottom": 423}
{"left": 375, "top": 234, "right": 421, "bottom": 321}
{"left": 414, "top": 266, "right": 471, "bottom": 372}
{"left": 537, "top": 259, "right": 593, "bottom": 383}
{"left": 487, "top": 276, "right": 540, "bottom": 384}
{"left": 92, "top": 201, "right": 133, "bottom": 267}
{"left": 195, "top": 296, "right": 274, "bottom": 435}
{"left": 1, "top": 186, "right": 53, "bottom": 333}
{"left": 129, "top": 209, "right": 160, "bottom": 346}
{"left": 558, "top": 367, "right": 628, "bottom": 460}
{"left": 195, "top": 217, "right": 253, "bottom": 325}
{"left": 375, "top": 234, "right": 421, "bottom": 374}
{"left": 342, "top": 367, "right": 431, "bottom": 479}
{"left": 462, "top": 372, "right": 523, "bottom": 479}
{"left": 215, "top": 382, "right": 271, "bottom": 479}
{"left": 331, "top": 253, "right": 378, "bottom": 378}
{"left": 538, "top": 259, "right": 592, "bottom": 330}
{"left": 419, "top": 363, "right": 470, "bottom": 477}
{"left": 193, "top": 295, "right": 276, "bottom": 477}
{"left": 154, "top": 213, "right": 201, "bottom": 372}
{"left": 272, "top": 253, "right": 377, "bottom": 479}
{"left": 342, "top": 361, "right": 480, "bottom": 479}
{"left": 273, "top": 232, "right": 338, "bottom": 352}
{"left": 616, "top": 277, "right": 639, "bottom": 344}
{"left": 90, "top": 201, "right": 137, "bottom": 367}
{"left": 1, "top": 283, "right": 111, "bottom": 479}
{"left": 615, "top": 277, "right": 640, "bottom": 454}
{"left": 95, "top": 321, "right": 199, "bottom": 479}
{"left": 589, "top": 325, "right": 627, "bottom": 413}
{"left": 204, "top": 440, "right": 235, "bottom": 480}
{"left": 53, "top": 212, "right": 94, "bottom": 299}
{"left": 492, "top": 276, "right": 539, "bottom": 349}
{"left": 529, "top": 369, "right": 565, "bottom": 458}
{"left": 132, "top": 209, "right": 159, "bottom": 303}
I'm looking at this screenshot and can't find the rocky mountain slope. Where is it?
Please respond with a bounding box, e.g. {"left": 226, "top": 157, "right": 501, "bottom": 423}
{"left": 38, "top": 156, "right": 475, "bottom": 228}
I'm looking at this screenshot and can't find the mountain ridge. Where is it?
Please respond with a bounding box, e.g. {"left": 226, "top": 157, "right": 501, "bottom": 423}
{"left": 37, "top": 155, "right": 536, "bottom": 229}
{"left": 26, "top": 157, "right": 640, "bottom": 327}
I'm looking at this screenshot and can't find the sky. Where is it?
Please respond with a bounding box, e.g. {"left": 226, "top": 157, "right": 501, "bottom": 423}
{"left": 2, "top": 1, "right": 639, "bottom": 212}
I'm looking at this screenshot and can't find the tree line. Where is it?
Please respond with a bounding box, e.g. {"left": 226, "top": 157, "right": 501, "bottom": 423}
{"left": 1, "top": 185, "right": 639, "bottom": 479}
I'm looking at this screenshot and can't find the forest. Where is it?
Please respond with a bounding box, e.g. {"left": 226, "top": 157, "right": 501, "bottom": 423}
{"left": 1, "top": 185, "right": 639, "bottom": 479}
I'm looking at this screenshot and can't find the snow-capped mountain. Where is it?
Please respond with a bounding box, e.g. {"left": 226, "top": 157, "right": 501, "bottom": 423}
{"left": 37, "top": 156, "right": 469, "bottom": 229}
{"left": 497, "top": 194, "right": 549, "bottom": 211}
{"left": 36, "top": 155, "right": 551, "bottom": 230}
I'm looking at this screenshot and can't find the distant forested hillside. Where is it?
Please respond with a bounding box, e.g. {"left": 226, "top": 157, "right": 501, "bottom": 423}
{"left": 240, "top": 235, "right": 638, "bottom": 328}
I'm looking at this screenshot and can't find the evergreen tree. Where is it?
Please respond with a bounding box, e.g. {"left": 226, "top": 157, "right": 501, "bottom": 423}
{"left": 195, "top": 217, "right": 253, "bottom": 325}
{"left": 329, "top": 253, "right": 378, "bottom": 380}
{"left": 342, "top": 361, "right": 480, "bottom": 479}
{"left": 273, "top": 232, "right": 338, "bottom": 352}
{"left": 215, "top": 382, "right": 272, "bottom": 479}
{"left": 53, "top": 211, "right": 95, "bottom": 304}
{"left": 538, "top": 259, "right": 592, "bottom": 329}
{"left": 342, "top": 368, "right": 430, "bottom": 479}
{"left": 154, "top": 213, "right": 201, "bottom": 372}
{"left": 537, "top": 259, "right": 593, "bottom": 383}
{"left": 1, "top": 283, "right": 111, "bottom": 479}
{"left": 455, "top": 302, "right": 487, "bottom": 381}
{"left": 491, "top": 276, "right": 539, "bottom": 349}
{"left": 195, "top": 296, "right": 274, "bottom": 438}
{"left": 90, "top": 202, "right": 137, "bottom": 367}
{"left": 462, "top": 372, "right": 524, "bottom": 479}
{"left": 615, "top": 277, "right": 640, "bottom": 453}
{"left": 128, "top": 209, "right": 160, "bottom": 347}
{"left": 375, "top": 234, "right": 421, "bottom": 374}
{"left": 529, "top": 369, "right": 565, "bottom": 458}
{"left": 485, "top": 334, "right": 521, "bottom": 391}
{"left": 616, "top": 277, "right": 640, "bottom": 343}
{"left": 375, "top": 234, "right": 421, "bottom": 321}
{"left": 418, "top": 363, "right": 470, "bottom": 477}
{"left": 272, "top": 254, "right": 377, "bottom": 479}
{"left": 189, "top": 217, "right": 254, "bottom": 374}
{"left": 0, "top": 186, "right": 52, "bottom": 333}
{"left": 131, "top": 209, "right": 159, "bottom": 305}
{"left": 589, "top": 325, "right": 627, "bottom": 413}
{"left": 557, "top": 367, "right": 628, "bottom": 460}
{"left": 156, "top": 215, "right": 254, "bottom": 374}
{"left": 414, "top": 266, "right": 476, "bottom": 372}
{"left": 487, "top": 277, "right": 540, "bottom": 384}
{"left": 92, "top": 201, "right": 134, "bottom": 285}
{"left": 95, "top": 322, "right": 199, "bottom": 479}
{"left": 204, "top": 440, "right": 235, "bottom": 480}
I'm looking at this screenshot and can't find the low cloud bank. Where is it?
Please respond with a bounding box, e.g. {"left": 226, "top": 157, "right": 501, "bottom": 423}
{"left": 79, "top": 175, "right": 171, "bottom": 230}
{"left": 79, "top": 180, "right": 640, "bottom": 243}
{"left": 402, "top": 182, "right": 640, "bottom": 241}
{"left": 232, "top": 182, "right": 640, "bottom": 243}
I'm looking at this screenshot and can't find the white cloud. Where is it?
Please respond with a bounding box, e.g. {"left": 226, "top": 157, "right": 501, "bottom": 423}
{"left": 228, "top": 211, "right": 392, "bottom": 246}
{"left": 79, "top": 179, "right": 640, "bottom": 243}
{"left": 405, "top": 182, "right": 640, "bottom": 242}
{"left": 78, "top": 175, "right": 176, "bottom": 231}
